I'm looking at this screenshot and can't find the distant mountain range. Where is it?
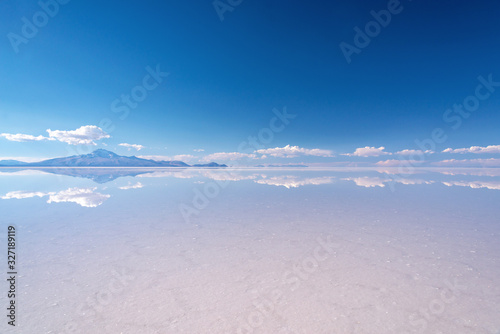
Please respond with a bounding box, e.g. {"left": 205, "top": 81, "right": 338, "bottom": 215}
{"left": 0, "top": 160, "right": 27, "bottom": 166}
{"left": 0, "top": 149, "right": 227, "bottom": 168}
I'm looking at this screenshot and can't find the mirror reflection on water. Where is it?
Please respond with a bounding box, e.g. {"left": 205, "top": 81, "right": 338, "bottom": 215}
{"left": 1, "top": 168, "right": 499, "bottom": 333}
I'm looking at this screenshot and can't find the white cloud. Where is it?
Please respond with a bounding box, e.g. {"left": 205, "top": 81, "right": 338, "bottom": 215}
{"left": 0, "top": 133, "right": 52, "bottom": 142}
{"left": 46, "top": 187, "right": 110, "bottom": 207}
{"left": 138, "top": 155, "right": 197, "bottom": 162}
{"left": 1, "top": 187, "right": 110, "bottom": 207}
{"left": 305, "top": 162, "right": 368, "bottom": 167}
{"left": 0, "top": 156, "right": 48, "bottom": 163}
{"left": 255, "top": 175, "right": 334, "bottom": 188}
{"left": 1, "top": 125, "right": 110, "bottom": 146}
{"left": 119, "top": 182, "right": 144, "bottom": 190}
{"left": 138, "top": 170, "right": 196, "bottom": 179}
{"left": 343, "top": 177, "right": 386, "bottom": 188}
{"left": 255, "top": 145, "right": 333, "bottom": 158}
{"left": 397, "top": 179, "right": 434, "bottom": 185}
{"left": 443, "top": 181, "right": 500, "bottom": 190}
{"left": 119, "top": 143, "right": 145, "bottom": 151}
{"left": 1, "top": 191, "right": 49, "bottom": 199}
{"left": 138, "top": 155, "right": 170, "bottom": 161}
{"left": 433, "top": 158, "right": 500, "bottom": 167}
{"left": 170, "top": 154, "right": 197, "bottom": 162}
{"left": 200, "top": 171, "right": 258, "bottom": 181}
{"left": 375, "top": 159, "right": 421, "bottom": 167}
{"left": 442, "top": 145, "right": 500, "bottom": 154}
{"left": 193, "top": 149, "right": 205, "bottom": 152}
{"left": 0, "top": 170, "right": 49, "bottom": 176}
{"left": 396, "top": 149, "right": 433, "bottom": 155}
{"left": 343, "top": 146, "right": 391, "bottom": 157}
{"left": 346, "top": 176, "right": 432, "bottom": 187}
{"left": 375, "top": 168, "right": 425, "bottom": 175}
{"left": 437, "top": 169, "right": 500, "bottom": 177}
{"left": 47, "top": 125, "right": 110, "bottom": 145}
{"left": 200, "top": 152, "right": 257, "bottom": 162}
{"left": 136, "top": 169, "right": 258, "bottom": 181}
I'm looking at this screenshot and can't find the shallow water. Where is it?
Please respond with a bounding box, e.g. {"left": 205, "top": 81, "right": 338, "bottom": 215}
{"left": 1, "top": 168, "right": 499, "bottom": 333}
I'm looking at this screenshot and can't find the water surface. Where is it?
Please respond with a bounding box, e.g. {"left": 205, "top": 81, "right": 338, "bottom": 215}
{"left": 1, "top": 168, "right": 499, "bottom": 333}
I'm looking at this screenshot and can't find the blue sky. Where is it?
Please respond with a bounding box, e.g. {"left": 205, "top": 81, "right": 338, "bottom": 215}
{"left": 1, "top": 0, "right": 500, "bottom": 166}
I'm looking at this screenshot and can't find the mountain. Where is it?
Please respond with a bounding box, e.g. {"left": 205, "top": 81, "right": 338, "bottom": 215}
{"left": 29, "top": 149, "right": 189, "bottom": 167}
{"left": 0, "top": 160, "right": 27, "bottom": 166}
{"left": 0, "top": 149, "right": 225, "bottom": 168}
{"left": 192, "top": 162, "right": 228, "bottom": 167}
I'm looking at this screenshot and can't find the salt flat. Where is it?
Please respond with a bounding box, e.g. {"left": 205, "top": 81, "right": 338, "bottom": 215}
{"left": 1, "top": 168, "right": 499, "bottom": 333}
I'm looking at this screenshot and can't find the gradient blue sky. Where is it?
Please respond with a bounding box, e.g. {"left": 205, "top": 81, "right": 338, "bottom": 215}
{"left": 1, "top": 0, "right": 500, "bottom": 166}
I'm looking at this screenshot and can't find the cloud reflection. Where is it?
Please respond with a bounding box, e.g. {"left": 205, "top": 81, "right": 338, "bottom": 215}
{"left": 119, "top": 182, "right": 144, "bottom": 190}
{"left": 255, "top": 175, "right": 334, "bottom": 188}
{"left": 2, "top": 187, "right": 110, "bottom": 207}
{"left": 442, "top": 181, "right": 500, "bottom": 190}
{"left": 343, "top": 177, "right": 386, "bottom": 188}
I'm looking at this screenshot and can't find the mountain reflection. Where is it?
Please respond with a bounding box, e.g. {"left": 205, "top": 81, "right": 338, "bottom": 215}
{"left": 1, "top": 168, "right": 500, "bottom": 211}
{"left": 1, "top": 167, "right": 499, "bottom": 187}
{"left": 41, "top": 168, "right": 157, "bottom": 183}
